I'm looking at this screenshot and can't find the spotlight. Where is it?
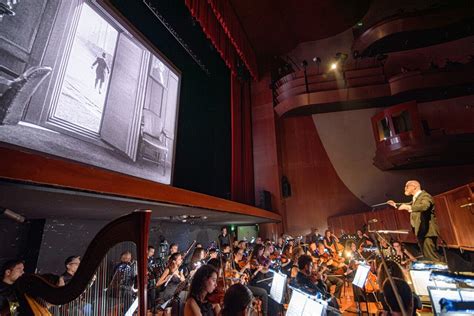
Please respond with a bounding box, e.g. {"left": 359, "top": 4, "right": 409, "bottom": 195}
{"left": 330, "top": 63, "right": 338, "bottom": 70}
{"left": 1, "top": 208, "right": 26, "bottom": 223}
{"left": 312, "top": 57, "right": 321, "bottom": 63}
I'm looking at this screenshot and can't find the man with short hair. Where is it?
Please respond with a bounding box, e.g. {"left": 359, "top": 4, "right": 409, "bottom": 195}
{"left": 0, "top": 259, "right": 24, "bottom": 314}
{"left": 60, "top": 255, "right": 81, "bottom": 285}
{"left": 218, "top": 226, "right": 231, "bottom": 248}
{"left": 388, "top": 180, "right": 440, "bottom": 261}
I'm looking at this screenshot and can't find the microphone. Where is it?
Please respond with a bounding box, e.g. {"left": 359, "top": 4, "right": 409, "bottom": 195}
{"left": 368, "top": 218, "right": 378, "bottom": 223}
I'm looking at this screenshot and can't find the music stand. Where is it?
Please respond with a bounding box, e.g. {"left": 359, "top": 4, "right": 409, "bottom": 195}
{"left": 352, "top": 264, "right": 378, "bottom": 315}
{"left": 287, "top": 286, "right": 328, "bottom": 316}
{"left": 269, "top": 270, "right": 287, "bottom": 304}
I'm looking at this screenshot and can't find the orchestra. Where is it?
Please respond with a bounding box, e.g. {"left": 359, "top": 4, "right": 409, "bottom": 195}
{"left": 0, "top": 219, "right": 462, "bottom": 316}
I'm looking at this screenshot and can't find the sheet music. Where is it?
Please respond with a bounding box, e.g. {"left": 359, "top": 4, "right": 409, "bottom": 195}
{"left": 428, "top": 288, "right": 461, "bottom": 315}
{"left": 125, "top": 298, "right": 138, "bottom": 316}
{"left": 410, "top": 270, "right": 456, "bottom": 296}
{"left": 270, "top": 271, "right": 287, "bottom": 304}
{"left": 286, "top": 291, "right": 307, "bottom": 316}
{"left": 459, "top": 289, "right": 474, "bottom": 302}
{"left": 353, "top": 264, "right": 370, "bottom": 289}
{"left": 302, "top": 297, "right": 325, "bottom": 316}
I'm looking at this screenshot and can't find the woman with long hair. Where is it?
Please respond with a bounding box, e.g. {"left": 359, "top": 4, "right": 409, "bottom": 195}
{"left": 221, "top": 284, "right": 254, "bottom": 316}
{"left": 156, "top": 252, "right": 185, "bottom": 314}
{"left": 184, "top": 265, "right": 220, "bottom": 316}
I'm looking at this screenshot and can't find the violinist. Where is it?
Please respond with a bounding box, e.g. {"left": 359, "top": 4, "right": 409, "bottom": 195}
{"left": 221, "top": 244, "right": 231, "bottom": 261}
{"left": 184, "top": 265, "right": 221, "bottom": 316}
{"left": 290, "top": 246, "right": 305, "bottom": 278}
{"left": 379, "top": 237, "right": 392, "bottom": 258}
{"left": 156, "top": 252, "right": 186, "bottom": 314}
{"left": 307, "top": 242, "right": 318, "bottom": 258}
{"left": 274, "top": 237, "right": 284, "bottom": 253}
{"left": 345, "top": 241, "right": 364, "bottom": 262}
{"left": 248, "top": 245, "right": 271, "bottom": 289}
{"left": 390, "top": 241, "right": 416, "bottom": 269}
{"left": 293, "top": 255, "right": 329, "bottom": 299}
{"left": 188, "top": 248, "right": 207, "bottom": 277}
{"left": 232, "top": 248, "right": 269, "bottom": 316}
{"left": 237, "top": 240, "right": 247, "bottom": 252}
{"left": 314, "top": 243, "right": 344, "bottom": 300}
{"left": 207, "top": 248, "right": 219, "bottom": 262}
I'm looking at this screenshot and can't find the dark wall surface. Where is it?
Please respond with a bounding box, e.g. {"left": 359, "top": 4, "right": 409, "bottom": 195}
{"left": 111, "top": 0, "right": 231, "bottom": 199}
{"left": 36, "top": 218, "right": 221, "bottom": 275}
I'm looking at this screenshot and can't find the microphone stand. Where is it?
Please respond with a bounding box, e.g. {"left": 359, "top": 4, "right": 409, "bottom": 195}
{"left": 368, "top": 223, "right": 408, "bottom": 316}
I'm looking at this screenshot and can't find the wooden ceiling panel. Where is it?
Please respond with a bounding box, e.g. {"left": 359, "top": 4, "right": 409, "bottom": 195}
{"left": 229, "top": 0, "right": 371, "bottom": 57}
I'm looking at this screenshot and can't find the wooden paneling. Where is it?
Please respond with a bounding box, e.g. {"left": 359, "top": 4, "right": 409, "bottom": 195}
{"left": 328, "top": 183, "right": 474, "bottom": 250}
{"left": 279, "top": 115, "right": 368, "bottom": 236}
{"left": 433, "top": 195, "right": 458, "bottom": 247}
{"left": 251, "top": 75, "right": 284, "bottom": 225}
{"left": 444, "top": 185, "right": 474, "bottom": 249}
{"left": 0, "top": 144, "right": 281, "bottom": 222}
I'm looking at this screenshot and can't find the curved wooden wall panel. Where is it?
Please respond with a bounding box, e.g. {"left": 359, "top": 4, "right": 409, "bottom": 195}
{"left": 352, "top": 7, "right": 473, "bottom": 56}
{"left": 279, "top": 116, "right": 368, "bottom": 236}
{"left": 328, "top": 182, "right": 474, "bottom": 250}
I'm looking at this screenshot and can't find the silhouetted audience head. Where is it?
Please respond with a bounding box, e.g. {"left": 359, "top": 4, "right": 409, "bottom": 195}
{"left": 377, "top": 260, "right": 405, "bottom": 288}
{"left": 298, "top": 254, "right": 313, "bottom": 271}
{"left": 222, "top": 283, "right": 254, "bottom": 316}
{"left": 382, "top": 277, "right": 414, "bottom": 315}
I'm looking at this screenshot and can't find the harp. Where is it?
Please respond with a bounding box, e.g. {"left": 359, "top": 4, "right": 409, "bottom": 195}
{"left": 15, "top": 210, "right": 151, "bottom": 316}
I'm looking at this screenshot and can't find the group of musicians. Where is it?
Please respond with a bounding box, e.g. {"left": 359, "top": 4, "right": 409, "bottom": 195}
{"left": 0, "top": 180, "right": 444, "bottom": 315}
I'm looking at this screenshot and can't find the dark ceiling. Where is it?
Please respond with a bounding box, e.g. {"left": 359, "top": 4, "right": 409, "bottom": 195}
{"left": 229, "top": 0, "right": 371, "bottom": 58}
{"left": 0, "top": 180, "right": 277, "bottom": 225}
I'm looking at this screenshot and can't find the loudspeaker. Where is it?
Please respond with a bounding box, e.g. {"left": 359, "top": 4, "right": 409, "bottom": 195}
{"left": 260, "top": 190, "right": 272, "bottom": 211}
{"left": 281, "top": 176, "right": 292, "bottom": 198}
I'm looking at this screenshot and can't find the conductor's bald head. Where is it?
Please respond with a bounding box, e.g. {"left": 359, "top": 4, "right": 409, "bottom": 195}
{"left": 404, "top": 180, "right": 421, "bottom": 196}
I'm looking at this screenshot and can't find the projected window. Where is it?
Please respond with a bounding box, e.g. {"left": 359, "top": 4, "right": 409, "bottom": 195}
{"left": 0, "top": 0, "right": 180, "bottom": 185}
{"left": 54, "top": 4, "right": 118, "bottom": 133}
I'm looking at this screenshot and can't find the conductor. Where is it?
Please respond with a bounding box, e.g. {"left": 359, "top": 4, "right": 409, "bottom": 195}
{"left": 388, "top": 180, "right": 441, "bottom": 261}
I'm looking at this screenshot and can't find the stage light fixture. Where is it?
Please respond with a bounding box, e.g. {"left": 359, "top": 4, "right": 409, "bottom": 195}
{"left": 1, "top": 208, "right": 25, "bottom": 223}
{"left": 330, "top": 63, "right": 338, "bottom": 70}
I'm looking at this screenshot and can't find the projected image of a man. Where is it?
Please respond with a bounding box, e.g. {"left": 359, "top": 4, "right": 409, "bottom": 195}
{"left": 91, "top": 52, "right": 110, "bottom": 94}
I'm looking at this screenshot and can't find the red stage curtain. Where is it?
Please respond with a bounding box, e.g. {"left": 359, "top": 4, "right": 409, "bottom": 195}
{"left": 231, "top": 74, "right": 255, "bottom": 205}
{"left": 184, "top": 0, "right": 258, "bottom": 80}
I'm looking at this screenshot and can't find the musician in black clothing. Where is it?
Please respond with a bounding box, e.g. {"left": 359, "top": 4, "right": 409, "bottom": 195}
{"left": 294, "top": 255, "right": 340, "bottom": 313}
{"left": 113, "top": 251, "right": 136, "bottom": 313}
{"left": 147, "top": 246, "right": 158, "bottom": 313}
{"left": 0, "top": 259, "right": 24, "bottom": 315}
{"left": 294, "top": 255, "right": 327, "bottom": 297}
{"left": 218, "top": 227, "right": 231, "bottom": 249}
{"left": 60, "top": 255, "right": 81, "bottom": 285}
